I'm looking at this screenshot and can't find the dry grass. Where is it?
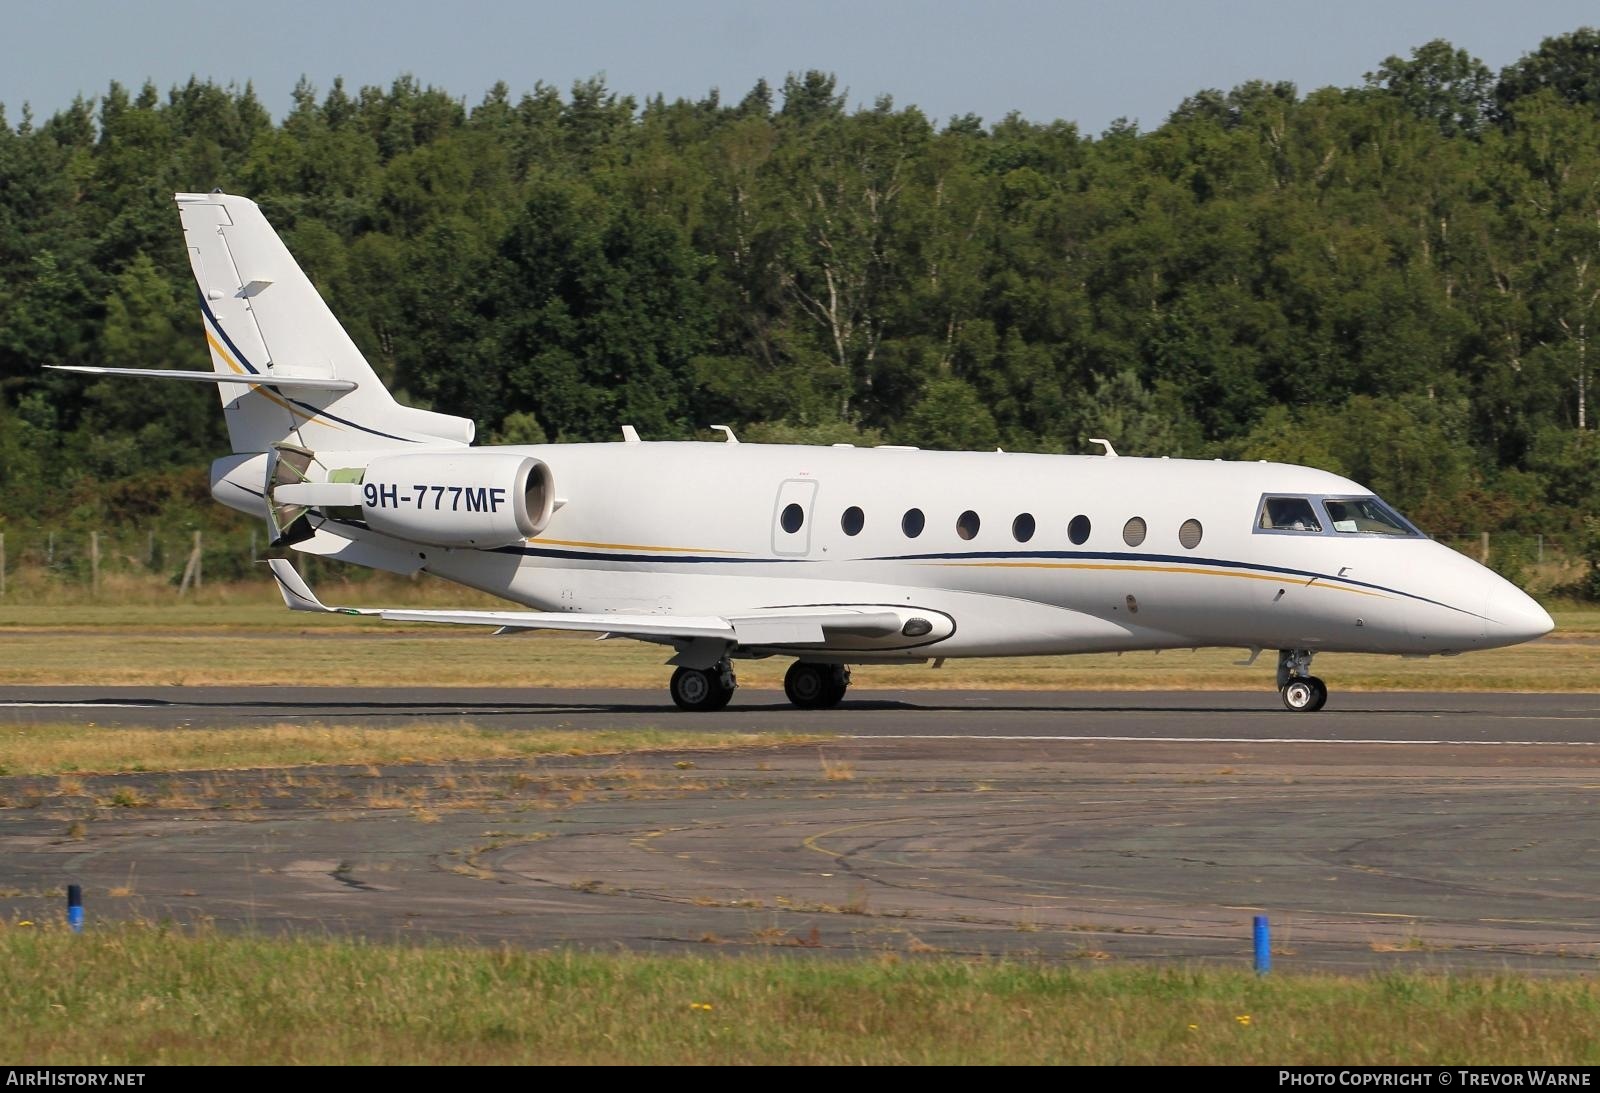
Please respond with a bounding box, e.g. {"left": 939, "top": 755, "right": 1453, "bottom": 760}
{"left": 818, "top": 753, "right": 855, "bottom": 781}
{"left": 0, "top": 571, "right": 506, "bottom": 612}
{"left": 0, "top": 723, "right": 828, "bottom": 777}
{"left": 3, "top": 925, "right": 1600, "bottom": 1064}
{"left": 0, "top": 598, "right": 1594, "bottom": 690}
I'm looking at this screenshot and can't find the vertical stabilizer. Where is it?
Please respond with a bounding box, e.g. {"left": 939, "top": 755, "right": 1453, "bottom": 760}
{"left": 176, "top": 192, "right": 474, "bottom": 454}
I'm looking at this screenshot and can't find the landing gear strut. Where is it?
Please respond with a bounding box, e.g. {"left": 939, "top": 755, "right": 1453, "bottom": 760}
{"left": 669, "top": 660, "right": 737, "bottom": 711}
{"left": 1276, "top": 648, "right": 1327, "bottom": 712}
{"left": 784, "top": 661, "right": 850, "bottom": 709}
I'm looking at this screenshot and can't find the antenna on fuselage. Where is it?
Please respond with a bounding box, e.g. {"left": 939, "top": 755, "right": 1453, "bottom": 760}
{"left": 1088, "top": 438, "right": 1119, "bottom": 457}
{"left": 710, "top": 425, "right": 739, "bottom": 443}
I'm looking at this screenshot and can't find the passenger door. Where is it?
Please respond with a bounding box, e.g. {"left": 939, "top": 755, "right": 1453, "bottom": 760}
{"left": 771, "top": 479, "right": 818, "bottom": 557}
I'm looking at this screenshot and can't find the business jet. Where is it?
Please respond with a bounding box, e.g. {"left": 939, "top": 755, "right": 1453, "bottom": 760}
{"left": 50, "top": 192, "right": 1554, "bottom": 712}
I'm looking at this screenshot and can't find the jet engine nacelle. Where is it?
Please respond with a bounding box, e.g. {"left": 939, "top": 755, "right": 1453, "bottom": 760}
{"left": 357, "top": 451, "right": 554, "bottom": 548}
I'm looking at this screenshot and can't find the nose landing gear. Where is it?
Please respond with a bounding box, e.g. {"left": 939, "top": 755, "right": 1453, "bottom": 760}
{"left": 1276, "top": 648, "right": 1327, "bottom": 712}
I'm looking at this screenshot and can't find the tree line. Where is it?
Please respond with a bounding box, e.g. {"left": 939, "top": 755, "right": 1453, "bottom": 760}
{"left": 1, "top": 30, "right": 1598, "bottom": 585}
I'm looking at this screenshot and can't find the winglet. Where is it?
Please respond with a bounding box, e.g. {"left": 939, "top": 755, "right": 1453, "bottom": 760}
{"left": 268, "top": 558, "right": 330, "bottom": 612}
{"left": 267, "top": 558, "right": 380, "bottom": 616}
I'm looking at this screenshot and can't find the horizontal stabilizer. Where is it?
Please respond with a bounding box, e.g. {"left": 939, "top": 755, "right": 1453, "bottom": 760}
{"left": 46, "top": 365, "right": 357, "bottom": 392}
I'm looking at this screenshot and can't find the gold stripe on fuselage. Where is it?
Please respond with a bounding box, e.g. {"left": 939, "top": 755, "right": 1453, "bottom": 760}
{"left": 529, "top": 538, "right": 747, "bottom": 554}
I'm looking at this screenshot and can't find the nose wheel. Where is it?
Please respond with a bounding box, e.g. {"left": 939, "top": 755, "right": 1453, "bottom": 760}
{"left": 784, "top": 661, "right": 850, "bottom": 709}
{"left": 669, "top": 661, "right": 737, "bottom": 711}
{"left": 1276, "top": 648, "right": 1328, "bottom": 712}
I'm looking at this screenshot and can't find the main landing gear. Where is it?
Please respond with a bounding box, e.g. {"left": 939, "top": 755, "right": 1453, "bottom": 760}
{"left": 784, "top": 661, "right": 851, "bottom": 710}
{"left": 666, "top": 659, "right": 852, "bottom": 711}
{"left": 1276, "top": 648, "right": 1328, "bottom": 712}
{"left": 669, "top": 660, "right": 737, "bottom": 711}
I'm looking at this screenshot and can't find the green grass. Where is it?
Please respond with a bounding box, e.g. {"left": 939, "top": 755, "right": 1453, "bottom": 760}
{"left": 0, "top": 723, "right": 824, "bottom": 776}
{"left": 2, "top": 926, "right": 1598, "bottom": 1064}
{"left": 0, "top": 598, "right": 1595, "bottom": 691}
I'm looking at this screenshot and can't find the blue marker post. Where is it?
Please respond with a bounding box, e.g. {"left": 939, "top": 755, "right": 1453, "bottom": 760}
{"left": 1253, "top": 914, "right": 1270, "bottom": 975}
{"left": 67, "top": 884, "right": 83, "bottom": 933}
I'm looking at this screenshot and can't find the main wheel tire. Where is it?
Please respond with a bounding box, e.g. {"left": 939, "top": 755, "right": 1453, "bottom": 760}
{"left": 1281, "top": 677, "right": 1319, "bottom": 712}
{"left": 820, "top": 665, "right": 850, "bottom": 709}
{"left": 670, "top": 666, "right": 733, "bottom": 711}
{"left": 784, "top": 661, "right": 832, "bottom": 709}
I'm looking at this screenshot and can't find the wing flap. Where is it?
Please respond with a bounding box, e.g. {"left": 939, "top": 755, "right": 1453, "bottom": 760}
{"left": 377, "top": 609, "right": 735, "bottom": 640}
{"left": 727, "top": 610, "right": 903, "bottom": 643}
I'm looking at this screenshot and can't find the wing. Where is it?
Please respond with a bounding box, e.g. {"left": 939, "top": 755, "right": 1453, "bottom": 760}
{"left": 266, "top": 559, "right": 909, "bottom": 646}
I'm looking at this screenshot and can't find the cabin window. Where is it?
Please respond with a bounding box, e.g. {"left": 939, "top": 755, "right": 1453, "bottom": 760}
{"left": 1122, "top": 516, "right": 1147, "bottom": 548}
{"left": 1324, "top": 497, "right": 1417, "bottom": 537}
{"left": 1068, "top": 514, "right": 1091, "bottom": 545}
{"left": 902, "top": 508, "right": 926, "bottom": 538}
{"left": 1012, "top": 513, "right": 1036, "bottom": 543}
{"left": 1179, "top": 518, "right": 1203, "bottom": 549}
{"left": 1257, "top": 496, "right": 1323, "bottom": 533}
{"left": 780, "top": 503, "right": 805, "bottom": 534}
{"left": 841, "top": 506, "right": 865, "bottom": 536}
{"left": 956, "top": 510, "right": 981, "bottom": 540}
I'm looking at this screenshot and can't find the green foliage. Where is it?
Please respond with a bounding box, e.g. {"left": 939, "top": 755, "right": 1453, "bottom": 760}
{"left": 1495, "top": 27, "right": 1600, "bottom": 118}
{"left": 1367, "top": 39, "right": 1496, "bottom": 137}
{"left": 1583, "top": 516, "right": 1600, "bottom": 601}
{"left": 487, "top": 411, "right": 549, "bottom": 446}
{"left": 897, "top": 377, "right": 999, "bottom": 451}
{"left": 4, "top": 41, "right": 1600, "bottom": 538}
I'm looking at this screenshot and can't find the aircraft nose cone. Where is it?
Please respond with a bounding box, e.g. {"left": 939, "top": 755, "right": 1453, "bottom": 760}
{"left": 1484, "top": 584, "right": 1554, "bottom": 647}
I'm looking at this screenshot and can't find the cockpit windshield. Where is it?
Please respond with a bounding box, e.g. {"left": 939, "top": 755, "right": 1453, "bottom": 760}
{"left": 1255, "top": 494, "right": 1423, "bottom": 537}
{"left": 1258, "top": 497, "right": 1323, "bottom": 533}
{"left": 1323, "top": 496, "right": 1418, "bottom": 536}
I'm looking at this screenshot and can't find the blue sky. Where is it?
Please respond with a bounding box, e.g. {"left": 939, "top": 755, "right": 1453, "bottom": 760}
{"left": 2, "top": 1, "right": 1595, "bottom": 134}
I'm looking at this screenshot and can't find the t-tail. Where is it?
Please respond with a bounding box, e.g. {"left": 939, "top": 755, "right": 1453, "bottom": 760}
{"left": 50, "top": 192, "right": 474, "bottom": 455}
{"left": 47, "top": 191, "right": 478, "bottom": 540}
{"left": 177, "top": 191, "right": 474, "bottom": 454}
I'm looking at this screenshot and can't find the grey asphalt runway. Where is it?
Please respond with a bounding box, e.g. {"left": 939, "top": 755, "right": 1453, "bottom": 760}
{"left": 1, "top": 684, "right": 1598, "bottom": 740}
{"left": 3, "top": 687, "right": 1599, "bottom": 972}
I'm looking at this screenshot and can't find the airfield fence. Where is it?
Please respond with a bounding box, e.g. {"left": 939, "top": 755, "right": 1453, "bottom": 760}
{"left": 0, "top": 525, "right": 353, "bottom": 599}
{"left": 0, "top": 525, "right": 1583, "bottom": 600}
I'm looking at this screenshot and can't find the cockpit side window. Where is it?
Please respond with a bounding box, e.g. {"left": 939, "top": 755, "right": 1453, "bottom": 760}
{"left": 1257, "top": 496, "right": 1323, "bottom": 533}
{"left": 1324, "top": 497, "right": 1418, "bottom": 536}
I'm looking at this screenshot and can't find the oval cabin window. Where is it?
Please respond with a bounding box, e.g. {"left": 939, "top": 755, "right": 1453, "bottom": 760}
{"left": 902, "top": 508, "right": 926, "bottom": 538}
{"left": 780, "top": 503, "right": 805, "bottom": 534}
{"left": 1122, "top": 516, "right": 1147, "bottom": 548}
{"left": 1178, "top": 518, "right": 1203, "bottom": 549}
{"left": 956, "top": 510, "right": 981, "bottom": 541}
{"left": 1012, "top": 513, "right": 1036, "bottom": 543}
{"left": 841, "top": 506, "right": 865, "bottom": 536}
{"left": 1068, "top": 514, "right": 1091, "bottom": 545}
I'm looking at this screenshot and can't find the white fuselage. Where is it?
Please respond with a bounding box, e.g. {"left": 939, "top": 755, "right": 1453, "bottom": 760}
{"left": 370, "top": 442, "right": 1550, "bottom": 663}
